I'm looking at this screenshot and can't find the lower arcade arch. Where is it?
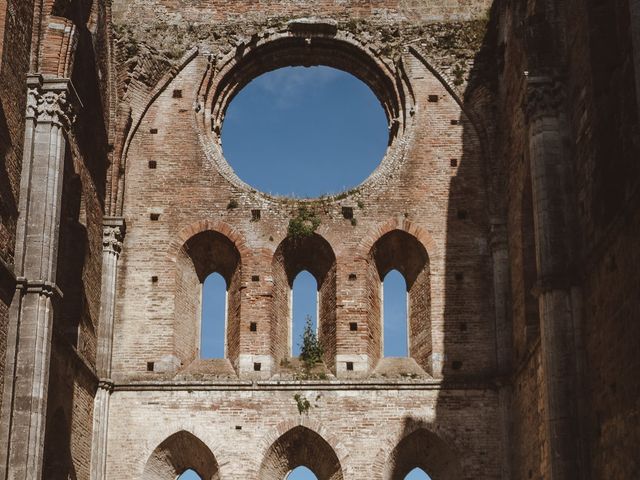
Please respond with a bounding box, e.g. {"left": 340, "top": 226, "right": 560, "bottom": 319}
{"left": 142, "top": 431, "right": 219, "bottom": 480}
{"left": 258, "top": 426, "right": 344, "bottom": 480}
{"left": 383, "top": 428, "right": 461, "bottom": 480}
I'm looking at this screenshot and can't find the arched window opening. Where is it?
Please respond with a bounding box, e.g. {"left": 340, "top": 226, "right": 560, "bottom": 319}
{"left": 177, "top": 469, "right": 202, "bottom": 479}
{"left": 384, "top": 427, "right": 461, "bottom": 480}
{"left": 382, "top": 270, "right": 408, "bottom": 357}
{"left": 143, "top": 431, "right": 219, "bottom": 480}
{"left": 404, "top": 467, "right": 431, "bottom": 479}
{"left": 201, "top": 272, "right": 227, "bottom": 358}
{"left": 259, "top": 426, "right": 343, "bottom": 480}
{"left": 175, "top": 230, "right": 241, "bottom": 368}
{"left": 369, "top": 230, "right": 430, "bottom": 372}
{"left": 272, "top": 233, "right": 336, "bottom": 370}
{"left": 287, "top": 466, "right": 319, "bottom": 480}
{"left": 292, "top": 270, "right": 318, "bottom": 356}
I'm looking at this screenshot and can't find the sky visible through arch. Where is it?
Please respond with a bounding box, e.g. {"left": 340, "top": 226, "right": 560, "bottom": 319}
{"left": 196, "top": 67, "right": 421, "bottom": 480}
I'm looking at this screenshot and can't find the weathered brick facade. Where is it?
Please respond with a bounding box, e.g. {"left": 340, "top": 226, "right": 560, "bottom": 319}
{"left": 0, "top": 1, "right": 638, "bottom": 479}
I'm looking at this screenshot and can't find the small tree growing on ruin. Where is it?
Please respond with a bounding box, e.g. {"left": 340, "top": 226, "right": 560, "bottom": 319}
{"left": 298, "top": 315, "right": 323, "bottom": 369}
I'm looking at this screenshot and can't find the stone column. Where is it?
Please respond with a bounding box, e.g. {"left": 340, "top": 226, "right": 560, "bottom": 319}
{"left": 525, "top": 76, "right": 579, "bottom": 480}
{"left": 90, "top": 218, "right": 124, "bottom": 480}
{"left": 0, "top": 75, "right": 78, "bottom": 480}
{"left": 489, "top": 218, "right": 513, "bottom": 480}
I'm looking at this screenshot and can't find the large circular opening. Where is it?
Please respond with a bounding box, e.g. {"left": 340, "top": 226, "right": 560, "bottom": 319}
{"left": 220, "top": 66, "right": 389, "bottom": 198}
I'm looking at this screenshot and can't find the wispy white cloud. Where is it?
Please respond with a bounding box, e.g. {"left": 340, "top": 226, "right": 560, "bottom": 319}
{"left": 255, "top": 66, "right": 343, "bottom": 109}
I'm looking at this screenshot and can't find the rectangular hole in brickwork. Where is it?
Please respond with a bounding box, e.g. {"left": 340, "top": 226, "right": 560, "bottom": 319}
{"left": 457, "top": 209, "right": 467, "bottom": 220}
{"left": 251, "top": 275, "right": 260, "bottom": 282}
{"left": 349, "top": 322, "right": 358, "bottom": 331}
{"left": 450, "top": 119, "right": 459, "bottom": 126}
{"left": 250, "top": 322, "right": 257, "bottom": 332}
{"left": 150, "top": 128, "right": 158, "bottom": 134}
{"left": 450, "top": 158, "right": 458, "bottom": 167}
{"left": 348, "top": 273, "right": 357, "bottom": 281}
{"left": 342, "top": 206, "right": 354, "bottom": 219}
{"left": 346, "top": 361, "right": 354, "bottom": 371}
{"left": 253, "top": 362, "right": 261, "bottom": 371}
{"left": 148, "top": 160, "right": 157, "bottom": 169}
{"left": 235, "top": 425, "right": 242, "bottom": 430}
{"left": 150, "top": 213, "right": 160, "bottom": 221}
{"left": 452, "top": 360, "right": 463, "bottom": 370}
{"left": 172, "top": 89, "right": 183, "bottom": 98}
{"left": 428, "top": 94, "right": 439, "bottom": 102}
{"left": 251, "top": 209, "right": 261, "bottom": 221}
{"left": 146, "top": 362, "right": 154, "bottom": 372}
{"left": 151, "top": 275, "right": 158, "bottom": 283}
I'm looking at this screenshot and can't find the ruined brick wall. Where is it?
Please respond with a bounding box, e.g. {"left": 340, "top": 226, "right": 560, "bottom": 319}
{"left": 561, "top": 0, "right": 640, "bottom": 477}
{"left": 111, "top": 4, "right": 495, "bottom": 376}
{"left": 4, "top": 0, "right": 637, "bottom": 478}
{"left": 495, "top": 0, "right": 640, "bottom": 478}
{"left": 107, "top": 387, "right": 501, "bottom": 479}
{"left": 106, "top": 1, "right": 501, "bottom": 478}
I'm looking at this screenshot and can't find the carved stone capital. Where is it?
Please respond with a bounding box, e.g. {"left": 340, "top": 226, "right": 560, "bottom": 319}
{"left": 15, "top": 277, "right": 64, "bottom": 299}
{"left": 25, "top": 75, "right": 80, "bottom": 129}
{"left": 103, "top": 225, "right": 125, "bottom": 255}
{"left": 97, "top": 379, "right": 115, "bottom": 392}
{"left": 525, "top": 76, "right": 564, "bottom": 121}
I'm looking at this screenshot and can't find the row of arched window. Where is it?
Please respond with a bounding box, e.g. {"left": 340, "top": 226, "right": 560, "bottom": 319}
{"left": 144, "top": 427, "right": 456, "bottom": 479}
{"left": 175, "top": 228, "right": 432, "bottom": 371}
{"left": 177, "top": 466, "right": 431, "bottom": 479}
{"left": 201, "top": 268, "right": 409, "bottom": 359}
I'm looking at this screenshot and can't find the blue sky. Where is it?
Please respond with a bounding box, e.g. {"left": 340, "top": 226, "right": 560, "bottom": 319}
{"left": 195, "top": 67, "right": 424, "bottom": 480}
{"left": 178, "top": 466, "right": 430, "bottom": 480}
{"left": 221, "top": 66, "right": 389, "bottom": 198}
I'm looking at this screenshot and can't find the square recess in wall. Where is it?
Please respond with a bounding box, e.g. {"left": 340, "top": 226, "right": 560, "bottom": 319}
{"left": 342, "top": 207, "right": 354, "bottom": 219}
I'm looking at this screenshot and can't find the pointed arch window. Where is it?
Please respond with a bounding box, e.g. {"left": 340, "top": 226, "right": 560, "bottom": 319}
{"left": 201, "top": 272, "right": 227, "bottom": 358}
{"left": 177, "top": 469, "right": 202, "bottom": 479}
{"left": 287, "top": 465, "right": 319, "bottom": 479}
{"left": 292, "top": 270, "right": 318, "bottom": 356}
{"left": 405, "top": 467, "right": 432, "bottom": 479}
{"left": 272, "top": 233, "right": 337, "bottom": 369}
{"left": 368, "top": 230, "right": 431, "bottom": 372}
{"left": 382, "top": 270, "right": 408, "bottom": 357}
{"left": 175, "top": 230, "right": 241, "bottom": 366}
